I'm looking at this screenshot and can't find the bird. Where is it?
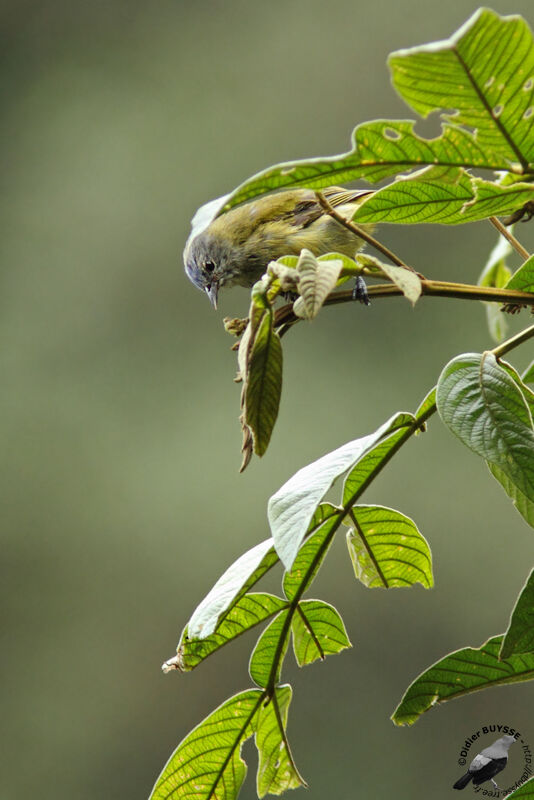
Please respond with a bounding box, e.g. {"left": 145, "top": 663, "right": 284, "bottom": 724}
{"left": 183, "top": 187, "right": 373, "bottom": 308}
{"left": 453, "top": 734, "right": 516, "bottom": 790}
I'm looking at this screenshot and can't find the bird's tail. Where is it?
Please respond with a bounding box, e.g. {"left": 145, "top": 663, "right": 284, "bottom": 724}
{"left": 453, "top": 772, "right": 473, "bottom": 790}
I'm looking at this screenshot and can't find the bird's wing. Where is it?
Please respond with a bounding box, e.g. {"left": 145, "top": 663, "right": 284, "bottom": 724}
{"left": 469, "top": 754, "right": 491, "bottom": 772}
{"left": 323, "top": 187, "right": 374, "bottom": 207}
{"left": 472, "top": 758, "right": 508, "bottom": 786}
{"left": 291, "top": 187, "right": 373, "bottom": 228}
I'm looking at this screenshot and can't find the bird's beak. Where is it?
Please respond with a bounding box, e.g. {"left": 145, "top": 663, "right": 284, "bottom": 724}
{"left": 205, "top": 282, "right": 218, "bottom": 309}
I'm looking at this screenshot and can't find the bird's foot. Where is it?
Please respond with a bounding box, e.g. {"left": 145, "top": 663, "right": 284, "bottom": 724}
{"left": 491, "top": 780, "right": 500, "bottom": 790}
{"left": 282, "top": 290, "right": 299, "bottom": 302}
{"left": 352, "top": 276, "right": 370, "bottom": 306}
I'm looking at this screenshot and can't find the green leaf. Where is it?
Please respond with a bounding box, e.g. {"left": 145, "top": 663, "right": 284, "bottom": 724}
{"left": 459, "top": 178, "right": 534, "bottom": 222}
{"left": 255, "top": 686, "right": 306, "bottom": 797}
{"left": 342, "top": 414, "right": 418, "bottom": 506}
{"left": 291, "top": 600, "right": 351, "bottom": 666}
{"left": 351, "top": 167, "right": 534, "bottom": 224}
{"left": 415, "top": 386, "right": 437, "bottom": 421}
{"left": 268, "top": 412, "right": 414, "bottom": 571}
{"left": 245, "top": 309, "right": 283, "bottom": 457}
{"left": 389, "top": 8, "right": 534, "bottom": 169}
{"left": 436, "top": 352, "right": 534, "bottom": 510}
{"left": 282, "top": 504, "right": 340, "bottom": 601}
{"left": 150, "top": 689, "right": 263, "bottom": 800}
{"left": 175, "top": 594, "right": 288, "bottom": 671}
{"left": 292, "top": 249, "right": 343, "bottom": 319}
{"left": 249, "top": 609, "right": 291, "bottom": 688}
{"left": 501, "top": 569, "right": 534, "bottom": 659}
{"left": 479, "top": 234, "right": 513, "bottom": 343}
{"left": 392, "top": 636, "right": 534, "bottom": 726}
{"left": 523, "top": 360, "right": 534, "bottom": 385}
{"left": 187, "top": 538, "right": 279, "bottom": 638}
{"left": 488, "top": 462, "right": 534, "bottom": 528}
{"left": 218, "top": 118, "right": 514, "bottom": 215}
{"left": 345, "top": 505, "right": 433, "bottom": 589}
{"left": 505, "top": 254, "right": 534, "bottom": 293}
{"left": 508, "top": 778, "right": 534, "bottom": 799}
{"left": 192, "top": 11, "right": 533, "bottom": 229}
{"left": 497, "top": 358, "right": 534, "bottom": 419}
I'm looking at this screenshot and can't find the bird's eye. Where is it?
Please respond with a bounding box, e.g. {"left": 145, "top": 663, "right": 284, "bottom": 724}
{"left": 205, "top": 261, "right": 215, "bottom": 273}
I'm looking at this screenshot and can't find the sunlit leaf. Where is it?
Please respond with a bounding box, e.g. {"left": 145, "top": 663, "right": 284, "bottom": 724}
{"left": 175, "top": 594, "right": 288, "bottom": 671}
{"left": 249, "top": 610, "right": 291, "bottom": 688}
{"left": 501, "top": 569, "right": 534, "bottom": 659}
{"left": 188, "top": 539, "right": 279, "bottom": 638}
{"left": 460, "top": 178, "right": 534, "bottom": 222}
{"left": 345, "top": 505, "right": 433, "bottom": 589}
{"left": 268, "top": 412, "right": 414, "bottom": 571}
{"left": 392, "top": 636, "right": 534, "bottom": 726}
{"left": 282, "top": 504, "right": 340, "bottom": 601}
{"left": 351, "top": 167, "right": 534, "bottom": 224}
{"left": 342, "top": 414, "right": 418, "bottom": 506}
{"left": 414, "top": 386, "right": 437, "bottom": 421}
{"left": 217, "top": 119, "right": 512, "bottom": 214}
{"left": 505, "top": 254, "right": 534, "bottom": 293}
{"left": 255, "top": 685, "right": 306, "bottom": 797}
{"left": 150, "top": 690, "right": 263, "bottom": 800}
{"left": 189, "top": 11, "right": 533, "bottom": 230}
{"left": 291, "top": 600, "right": 351, "bottom": 666}
{"left": 389, "top": 8, "right": 534, "bottom": 169}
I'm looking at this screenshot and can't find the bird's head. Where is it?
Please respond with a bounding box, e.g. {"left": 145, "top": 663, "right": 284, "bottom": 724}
{"left": 184, "top": 230, "right": 239, "bottom": 309}
{"left": 501, "top": 735, "right": 516, "bottom": 747}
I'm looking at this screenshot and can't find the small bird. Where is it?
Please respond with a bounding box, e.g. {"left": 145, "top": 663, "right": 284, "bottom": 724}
{"left": 184, "top": 187, "right": 373, "bottom": 308}
{"left": 453, "top": 734, "right": 516, "bottom": 790}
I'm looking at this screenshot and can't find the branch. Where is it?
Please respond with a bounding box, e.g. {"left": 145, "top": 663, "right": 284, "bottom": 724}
{"left": 492, "top": 323, "right": 534, "bottom": 359}
{"left": 274, "top": 281, "right": 534, "bottom": 330}
{"left": 489, "top": 216, "right": 531, "bottom": 260}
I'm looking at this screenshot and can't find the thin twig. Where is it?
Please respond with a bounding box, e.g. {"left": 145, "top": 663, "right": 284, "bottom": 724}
{"left": 315, "top": 191, "right": 417, "bottom": 272}
{"left": 492, "top": 322, "right": 534, "bottom": 359}
{"left": 489, "top": 216, "right": 530, "bottom": 261}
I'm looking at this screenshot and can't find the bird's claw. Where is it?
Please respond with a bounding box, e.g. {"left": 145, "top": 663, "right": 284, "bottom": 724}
{"left": 352, "top": 276, "right": 370, "bottom": 306}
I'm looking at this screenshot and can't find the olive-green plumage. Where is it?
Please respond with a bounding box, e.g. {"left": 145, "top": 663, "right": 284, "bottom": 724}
{"left": 184, "top": 187, "right": 373, "bottom": 307}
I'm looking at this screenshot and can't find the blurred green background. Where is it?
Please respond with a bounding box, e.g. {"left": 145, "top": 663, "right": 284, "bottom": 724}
{"left": 2, "top": 1, "right": 534, "bottom": 798}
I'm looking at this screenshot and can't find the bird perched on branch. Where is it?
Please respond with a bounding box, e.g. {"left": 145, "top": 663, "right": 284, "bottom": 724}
{"left": 184, "top": 187, "right": 373, "bottom": 308}
{"left": 453, "top": 734, "right": 516, "bottom": 790}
